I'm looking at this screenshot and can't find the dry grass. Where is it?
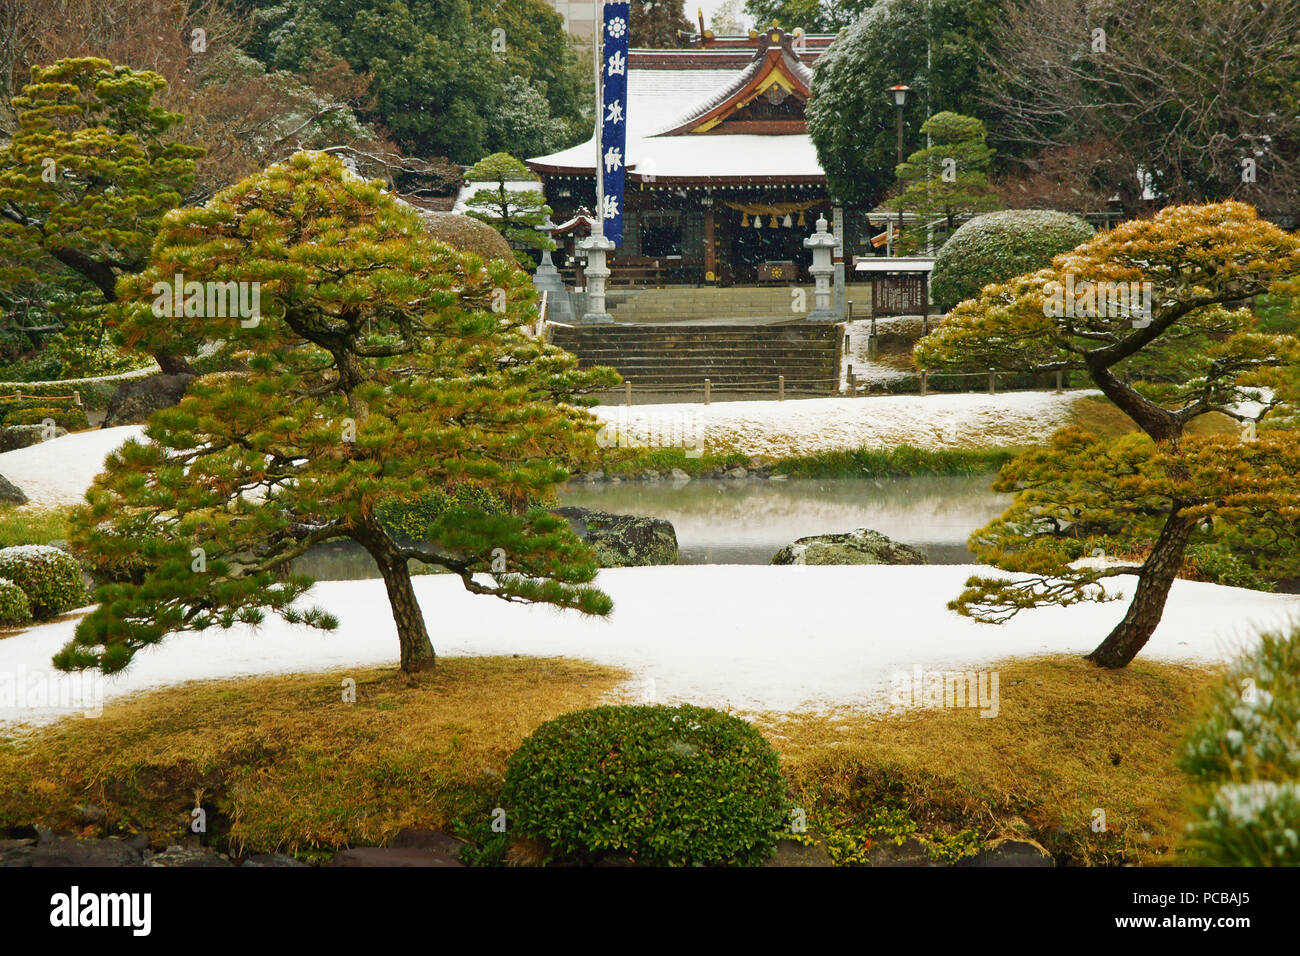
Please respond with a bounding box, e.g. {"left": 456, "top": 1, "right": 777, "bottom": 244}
{"left": 1068, "top": 394, "right": 1238, "bottom": 440}
{"left": 758, "top": 655, "right": 1220, "bottom": 865}
{"left": 0, "top": 657, "right": 625, "bottom": 857}
{"left": 0, "top": 653, "right": 1218, "bottom": 864}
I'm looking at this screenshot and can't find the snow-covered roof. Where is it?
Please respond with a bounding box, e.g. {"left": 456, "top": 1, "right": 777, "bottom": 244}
{"left": 527, "top": 28, "right": 825, "bottom": 183}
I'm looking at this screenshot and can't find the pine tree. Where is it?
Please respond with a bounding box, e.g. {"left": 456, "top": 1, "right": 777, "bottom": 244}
{"left": 880, "top": 111, "right": 1000, "bottom": 252}
{"left": 462, "top": 153, "right": 554, "bottom": 267}
{"left": 0, "top": 57, "right": 203, "bottom": 373}
{"left": 59, "top": 151, "right": 619, "bottom": 676}
{"left": 915, "top": 201, "right": 1300, "bottom": 668}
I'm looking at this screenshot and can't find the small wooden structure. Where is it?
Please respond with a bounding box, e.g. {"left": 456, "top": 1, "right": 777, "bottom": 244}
{"left": 853, "top": 256, "right": 935, "bottom": 317}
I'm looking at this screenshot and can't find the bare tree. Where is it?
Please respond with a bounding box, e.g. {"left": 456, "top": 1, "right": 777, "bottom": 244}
{"left": 984, "top": 0, "right": 1300, "bottom": 220}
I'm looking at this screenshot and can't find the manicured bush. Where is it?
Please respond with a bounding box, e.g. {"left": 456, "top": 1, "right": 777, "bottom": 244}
{"left": 930, "top": 209, "right": 1094, "bottom": 311}
{"left": 0, "top": 578, "right": 32, "bottom": 627}
{"left": 0, "top": 545, "right": 86, "bottom": 620}
{"left": 1178, "top": 627, "right": 1300, "bottom": 864}
{"left": 1184, "top": 544, "right": 1273, "bottom": 592}
{"left": 4, "top": 405, "right": 90, "bottom": 431}
{"left": 502, "top": 704, "right": 788, "bottom": 866}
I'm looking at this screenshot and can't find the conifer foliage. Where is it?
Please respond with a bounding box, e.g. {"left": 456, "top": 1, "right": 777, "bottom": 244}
{"left": 59, "top": 151, "right": 618, "bottom": 676}
{"left": 916, "top": 201, "right": 1300, "bottom": 668}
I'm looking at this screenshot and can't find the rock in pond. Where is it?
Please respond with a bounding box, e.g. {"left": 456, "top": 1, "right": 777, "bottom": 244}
{"left": 771, "top": 528, "right": 926, "bottom": 566}
{"left": 550, "top": 506, "right": 678, "bottom": 567}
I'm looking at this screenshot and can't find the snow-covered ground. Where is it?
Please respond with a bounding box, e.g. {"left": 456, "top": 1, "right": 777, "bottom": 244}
{"left": 1, "top": 391, "right": 1084, "bottom": 511}
{"left": 2, "top": 566, "right": 1294, "bottom": 725}
{"left": 595, "top": 391, "right": 1090, "bottom": 457}
{"left": 0, "top": 425, "right": 144, "bottom": 509}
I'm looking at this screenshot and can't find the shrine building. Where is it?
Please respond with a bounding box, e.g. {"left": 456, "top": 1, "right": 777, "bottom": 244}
{"left": 527, "top": 27, "right": 886, "bottom": 289}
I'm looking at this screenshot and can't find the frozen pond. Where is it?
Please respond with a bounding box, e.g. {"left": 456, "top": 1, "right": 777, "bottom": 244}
{"left": 559, "top": 475, "right": 1010, "bottom": 565}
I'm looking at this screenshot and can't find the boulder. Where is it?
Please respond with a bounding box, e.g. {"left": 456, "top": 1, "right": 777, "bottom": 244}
{"left": 550, "top": 506, "right": 678, "bottom": 567}
{"left": 146, "top": 846, "right": 234, "bottom": 867}
{"left": 0, "top": 473, "right": 26, "bottom": 505}
{"left": 0, "top": 838, "right": 36, "bottom": 867}
{"left": 0, "top": 424, "right": 67, "bottom": 453}
{"left": 959, "top": 838, "right": 1054, "bottom": 867}
{"left": 32, "top": 834, "right": 145, "bottom": 867}
{"left": 764, "top": 839, "right": 834, "bottom": 868}
{"left": 102, "top": 373, "right": 195, "bottom": 426}
{"left": 242, "top": 852, "right": 309, "bottom": 867}
{"left": 330, "top": 846, "right": 463, "bottom": 867}
{"left": 771, "top": 528, "right": 926, "bottom": 566}
{"left": 668, "top": 468, "right": 690, "bottom": 482}
{"left": 868, "top": 835, "right": 941, "bottom": 867}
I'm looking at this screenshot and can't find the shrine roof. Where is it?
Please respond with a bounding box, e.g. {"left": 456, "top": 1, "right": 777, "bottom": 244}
{"left": 526, "top": 27, "right": 827, "bottom": 184}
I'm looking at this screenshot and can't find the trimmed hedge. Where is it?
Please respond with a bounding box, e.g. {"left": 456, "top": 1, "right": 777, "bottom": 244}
{"left": 0, "top": 578, "right": 32, "bottom": 627}
{"left": 4, "top": 405, "right": 90, "bottom": 430}
{"left": 0, "top": 365, "right": 159, "bottom": 410}
{"left": 0, "top": 546, "right": 86, "bottom": 620}
{"left": 502, "top": 704, "right": 788, "bottom": 866}
{"left": 1178, "top": 626, "right": 1300, "bottom": 864}
{"left": 930, "top": 209, "right": 1095, "bottom": 311}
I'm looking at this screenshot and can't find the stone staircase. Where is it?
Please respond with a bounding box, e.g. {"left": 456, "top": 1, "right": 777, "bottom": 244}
{"left": 549, "top": 322, "right": 844, "bottom": 392}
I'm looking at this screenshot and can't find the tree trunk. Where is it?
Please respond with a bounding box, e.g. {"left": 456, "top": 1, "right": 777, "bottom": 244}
{"left": 356, "top": 527, "right": 435, "bottom": 673}
{"left": 1086, "top": 511, "right": 1197, "bottom": 668}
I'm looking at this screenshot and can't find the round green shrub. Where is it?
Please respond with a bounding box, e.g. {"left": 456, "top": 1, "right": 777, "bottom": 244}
{"left": 502, "top": 703, "right": 788, "bottom": 866}
{"left": 4, "top": 405, "right": 90, "bottom": 430}
{"left": 1183, "top": 781, "right": 1300, "bottom": 866}
{"left": 0, "top": 578, "right": 32, "bottom": 627}
{"left": 0, "top": 545, "right": 87, "bottom": 620}
{"left": 930, "top": 209, "right": 1095, "bottom": 311}
{"left": 1178, "top": 627, "right": 1300, "bottom": 864}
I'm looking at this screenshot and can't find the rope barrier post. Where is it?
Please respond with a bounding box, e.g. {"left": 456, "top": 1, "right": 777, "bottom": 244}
{"left": 74, "top": 390, "right": 83, "bottom": 407}
{"left": 704, "top": 378, "right": 710, "bottom": 406}
{"left": 624, "top": 380, "right": 631, "bottom": 406}
{"left": 847, "top": 364, "right": 856, "bottom": 393}
{"left": 988, "top": 368, "right": 996, "bottom": 395}
{"left": 778, "top": 375, "right": 784, "bottom": 402}
{"left": 1054, "top": 370, "right": 1063, "bottom": 394}
{"left": 920, "top": 370, "right": 928, "bottom": 396}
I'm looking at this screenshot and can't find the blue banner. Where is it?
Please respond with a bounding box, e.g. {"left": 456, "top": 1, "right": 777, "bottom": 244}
{"left": 600, "top": 2, "right": 630, "bottom": 245}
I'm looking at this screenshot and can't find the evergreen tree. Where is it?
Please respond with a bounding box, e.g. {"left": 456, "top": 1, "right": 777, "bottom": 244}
{"left": 880, "top": 111, "right": 1000, "bottom": 252}
{"left": 806, "top": 0, "right": 1004, "bottom": 208}
{"left": 0, "top": 57, "right": 203, "bottom": 373}
{"left": 916, "top": 201, "right": 1300, "bottom": 668}
{"left": 631, "top": 1, "right": 693, "bottom": 47}
{"left": 462, "top": 153, "right": 554, "bottom": 267}
{"left": 59, "top": 151, "right": 618, "bottom": 676}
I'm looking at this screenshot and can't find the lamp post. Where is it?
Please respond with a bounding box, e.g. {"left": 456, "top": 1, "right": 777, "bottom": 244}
{"left": 888, "top": 84, "right": 910, "bottom": 256}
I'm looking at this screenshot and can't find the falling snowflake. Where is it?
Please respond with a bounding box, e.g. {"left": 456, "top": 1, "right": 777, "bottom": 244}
{"left": 607, "top": 17, "right": 627, "bottom": 39}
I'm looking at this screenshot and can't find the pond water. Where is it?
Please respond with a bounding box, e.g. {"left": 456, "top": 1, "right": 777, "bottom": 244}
{"left": 293, "top": 474, "right": 1010, "bottom": 579}
{"left": 559, "top": 475, "right": 1010, "bottom": 565}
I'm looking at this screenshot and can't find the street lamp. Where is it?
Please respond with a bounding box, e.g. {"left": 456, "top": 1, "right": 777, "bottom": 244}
{"left": 888, "top": 84, "right": 911, "bottom": 256}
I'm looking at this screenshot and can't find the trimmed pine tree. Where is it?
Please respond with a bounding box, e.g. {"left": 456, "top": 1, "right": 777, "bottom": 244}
{"left": 916, "top": 201, "right": 1300, "bottom": 668}
{"left": 60, "top": 151, "right": 618, "bottom": 675}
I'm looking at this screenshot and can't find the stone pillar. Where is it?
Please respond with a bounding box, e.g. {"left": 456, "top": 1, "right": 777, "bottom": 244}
{"left": 832, "top": 204, "right": 846, "bottom": 319}
{"left": 804, "top": 215, "right": 837, "bottom": 322}
{"left": 578, "top": 232, "right": 615, "bottom": 324}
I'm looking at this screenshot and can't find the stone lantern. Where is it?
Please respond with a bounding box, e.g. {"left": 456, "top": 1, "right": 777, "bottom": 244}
{"left": 803, "top": 214, "right": 838, "bottom": 322}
